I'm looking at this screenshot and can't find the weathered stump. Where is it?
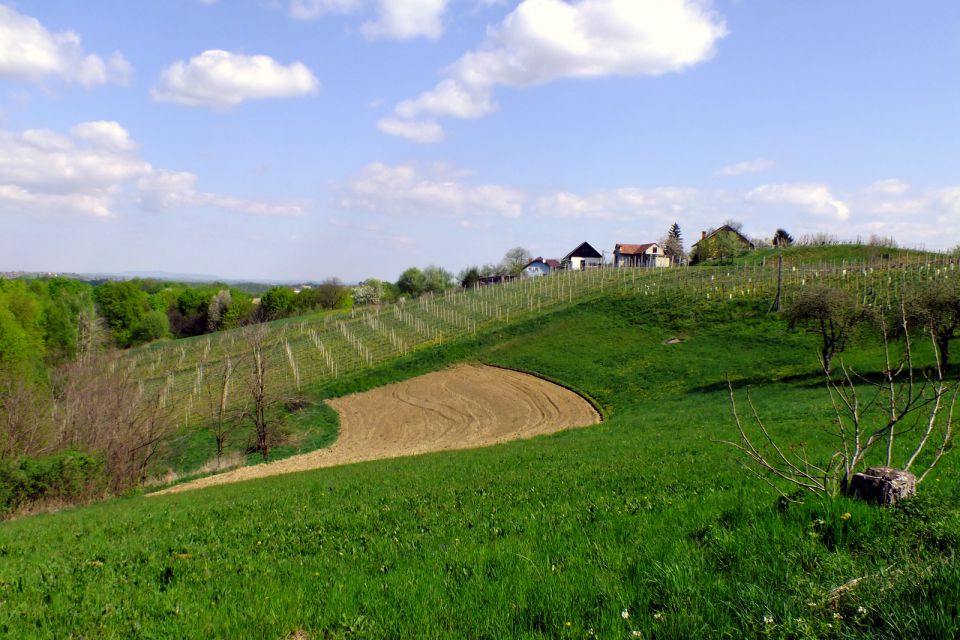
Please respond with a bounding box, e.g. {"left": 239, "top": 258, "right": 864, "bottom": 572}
{"left": 846, "top": 467, "right": 916, "bottom": 505}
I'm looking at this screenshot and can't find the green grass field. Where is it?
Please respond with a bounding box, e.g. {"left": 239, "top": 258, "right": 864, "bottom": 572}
{"left": 1, "top": 292, "right": 958, "bottom": 638}
{"left": 732, "top": 244, "right": 934, "bottom": 267}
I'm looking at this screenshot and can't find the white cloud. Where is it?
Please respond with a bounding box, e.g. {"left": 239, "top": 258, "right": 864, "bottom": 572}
{"left": 396, "top": 78, "right": 495, "bottom": 120}
{"left": 866, "top": 178, "right": 911, "bottom": 196}
{"left": 535, "top": 187, "right": 713, "bottom": 221}
{"left": 152, "top": 50, "right": 319, "bottom": 109}
{"left": 860, "top": 184, "right": 960, "bottom": 223}
{"left": 0, "top": 121, "right": 309, "bottom": 218}
{"left": 361, "top": 0, "right": 448, "bottom": 40}
{"left": 376, "top": 117, "right": 444, "bottom": 143}
{"left": 70, "top": 121, "right": 136, "bottom": 152}
{"left": 290, "top": 0, "right": 448, "bottom": 40}
{"left": 384, "top": 0, "right": 726, "bottom": 134}
{"left": 290, "top": 0, "right": 363, "bottom": 20}
{"left": 340, "top": 162, "right": 524, "bottom": 218}
{"left": 137, "top": 170, "right": 310, "bottom": 217}
{"left": 714, "top": 158, "right": 773, "bottom": 177}
{"left": 746, "top": 183, "right": 850, "bottom": 221}
{"left": 0, "top": 125, "right": 149, "bottom": 197}
{"left": 0, "top": 5, "right": 131, "bottom": 86}
{"left": 334, "top": 163, "right": 960, "bottom": 248}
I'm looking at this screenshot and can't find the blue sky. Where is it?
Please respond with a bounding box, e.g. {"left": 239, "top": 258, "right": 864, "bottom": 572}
{"left": 1, "top": 0, "right": 958, "bottom": 281}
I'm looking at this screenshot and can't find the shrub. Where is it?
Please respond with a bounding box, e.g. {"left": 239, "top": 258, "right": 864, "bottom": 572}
{"left": 0, "top": 450, "right": 108, "bottom": 516}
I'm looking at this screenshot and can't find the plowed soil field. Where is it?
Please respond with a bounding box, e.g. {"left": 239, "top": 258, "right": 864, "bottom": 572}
{"left": 154, "top": 364, "right": 600, "bottom": 495}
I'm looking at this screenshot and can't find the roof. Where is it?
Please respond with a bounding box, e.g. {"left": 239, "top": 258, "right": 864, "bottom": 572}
{"left": 563, "top": 241, "right": 603, "bottom": 260}
{"left": 615, "top": 243, "right": 657, "bottom": 255}
{"left": 524, "top": 257, "right": 562, "bottom": 271}
{"left": 692, "top": 225, "right": 755, "bottom": 249}
{"left": 525, "top": 257, "right": 562, "bottom": 269}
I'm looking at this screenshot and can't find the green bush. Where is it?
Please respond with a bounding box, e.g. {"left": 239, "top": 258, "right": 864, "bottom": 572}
{"left": 0, "top": 450, "right": 107, "bottom": 515}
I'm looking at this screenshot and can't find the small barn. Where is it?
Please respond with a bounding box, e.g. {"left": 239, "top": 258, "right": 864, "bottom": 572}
{"left": 522, "top": 257, "right": 561, "bottom": 277}
{"left": 563, "top": 242, "right": 604, "bottom": 271}
{"left": 613, "top": 243, "right": 671, "bottom": 268}
{"left": 478, "top": 274, "right": 513, "bottom": 286}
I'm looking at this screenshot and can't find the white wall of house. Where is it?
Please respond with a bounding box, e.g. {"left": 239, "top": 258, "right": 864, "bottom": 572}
{"left": 523, "top": 262, "right": 550, "bottom": 277}
{"left": 569, "top": 256, "right": 603, "bottom": 270}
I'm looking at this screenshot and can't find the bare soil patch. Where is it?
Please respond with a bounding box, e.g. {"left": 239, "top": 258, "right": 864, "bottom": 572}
{"left": 153, "top": 364, "right": 600, "bottom": 495}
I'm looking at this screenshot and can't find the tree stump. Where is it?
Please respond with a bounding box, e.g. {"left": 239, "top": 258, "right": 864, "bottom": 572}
{"left": 847, "top": 467, "right": 916, "bottom": 505}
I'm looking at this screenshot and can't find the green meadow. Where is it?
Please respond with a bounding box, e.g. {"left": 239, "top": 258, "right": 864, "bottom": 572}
{"left": 0, "top": 293, "right": 958, "bottom": 639}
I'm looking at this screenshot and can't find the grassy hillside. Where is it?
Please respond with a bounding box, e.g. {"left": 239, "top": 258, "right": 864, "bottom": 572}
{"left": 128, "top": 251, "right": 960, "bottom": 482}
{"left": 0, "top": 292, "right": 957, "bottom": 638}
{"left": 731, "top": 243, "right": 936, "bottom": 267}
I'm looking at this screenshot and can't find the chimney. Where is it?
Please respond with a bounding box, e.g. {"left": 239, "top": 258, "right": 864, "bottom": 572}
{"left": 701, "top": 230, "right": 707, "bottom": 240}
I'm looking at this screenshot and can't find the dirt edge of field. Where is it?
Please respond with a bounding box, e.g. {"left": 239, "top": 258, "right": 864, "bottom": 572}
{"left": 151, "top": 364, "right": 600, "bottom": 496}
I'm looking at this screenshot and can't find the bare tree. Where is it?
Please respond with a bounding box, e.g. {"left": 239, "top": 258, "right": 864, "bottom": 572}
{"left": 53, "top": 353, "right": 178, "bottom": 489}
{"left": 724, "top": 305, "right": 957, "bottom": 500}
{"left": 241, "top": 324, "right": 273, "bottom": 461}
{"left": 0, "top": 371, "right": 51, "bottom": 459}
{"left": 200, "top": 356, "right": 234, "bottom": 469}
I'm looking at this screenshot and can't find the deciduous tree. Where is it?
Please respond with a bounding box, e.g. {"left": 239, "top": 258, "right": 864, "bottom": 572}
{"left": 501, "top": 247, "right": 532, "bottom": 277}
{"left": 397, "top": 267, "right": 426, "bottom": 298}
{"left": 784, "top": 287, "right": 867, "bottom": 375}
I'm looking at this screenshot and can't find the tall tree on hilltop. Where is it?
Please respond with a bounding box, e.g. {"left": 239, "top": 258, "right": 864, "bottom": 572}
{"left": 773, "top": 229, "right": 794, "bottom": 248}
{"left": 502, "top": 247, "right": 532, "bottom": 277}
{"left": 661, "top": 222, "right": 686, "bottom": 265}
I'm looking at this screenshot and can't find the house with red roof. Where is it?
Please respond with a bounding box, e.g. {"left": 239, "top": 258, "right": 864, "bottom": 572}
{"left": 522, "top": 257, "right": 562, "bottom": 277}
{"left": 613, "top": 242, "right": 671, "bottom": 268}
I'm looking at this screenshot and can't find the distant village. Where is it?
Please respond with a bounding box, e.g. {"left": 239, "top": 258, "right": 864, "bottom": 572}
{"left": 499, "top": 224, "right": 759, "bottom": 286}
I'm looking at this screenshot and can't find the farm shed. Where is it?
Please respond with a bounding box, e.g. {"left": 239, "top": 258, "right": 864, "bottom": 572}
{"left": 523, "top": 257, "right": 561, "bottom": 277}
{"left": 563, "top": 242, "right": 604, "bottom": 271}
{"left": 613, "top": 243, "right": 671, "bottom": 268}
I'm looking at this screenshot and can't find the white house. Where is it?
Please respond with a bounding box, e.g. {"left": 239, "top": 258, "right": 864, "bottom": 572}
{"left": 613, "top": 243, "right": 672, "bottom": 268}
{"left": 563, "top": 242, "right": 604, "bottom": 270}
{"left": 523, "top": 257, "right": 561, "bottom": 277}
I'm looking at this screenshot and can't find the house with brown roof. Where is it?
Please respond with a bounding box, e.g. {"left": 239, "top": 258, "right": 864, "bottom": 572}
{"left": 613, "top": 243, "right": 671, "bottom": 268}
{"left": 690, "top": 225, "right": 755, "bottom": 264}
{"left": 522, "top": 257, "right": 561, "bottom": 277}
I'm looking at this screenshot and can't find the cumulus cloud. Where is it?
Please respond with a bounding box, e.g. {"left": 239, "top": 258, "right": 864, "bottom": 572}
{"left": 376, "top": 117, "right": 444, "bottom": 143}
{"left": 69, "top": 121, "right": 136, "bottom": 152}
{"left": 340, "top": 162, "right": 524, "bottom": 218}
{"left": 290, "top": 0, "right": 363, "bottom": 20}
{"left": 535, "top": 187, "right": 715, "bottom": 221}
{"left": 866, "top": 178, "right": 911, "bottom": 196}
{"left": 137, "top": 170, "right": 309, "bottom": 217}
{"left": 0, "top": 4, "right": 131, "bottom": 86}
{"left": 361, "top": 0, "right": 448, "bottom": 40}
{"left": 290, "top": 0, "right": 448, "bottom": 40}
{"left": 860, "top": 182, "right": 960, "bottom": 226}
{"left": 746, "top": 183, "right": 851, "bottom": 221}
{"left": 0, "top": 121, "right": 308, "bottom": 218}
{"left": 0, "top": 126, "right": 149, "bottom": 199}
{"left": 152, "top": 50, "right": 319, "bottom": 109}
{"left": 713, "top": 158, "right": 773, "bottom": 177}
{"left": 333, "top": 162, "right": 960, "bottom": 248}
{"left": 382, "top": 0, "right": 726, "bottom": 137}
